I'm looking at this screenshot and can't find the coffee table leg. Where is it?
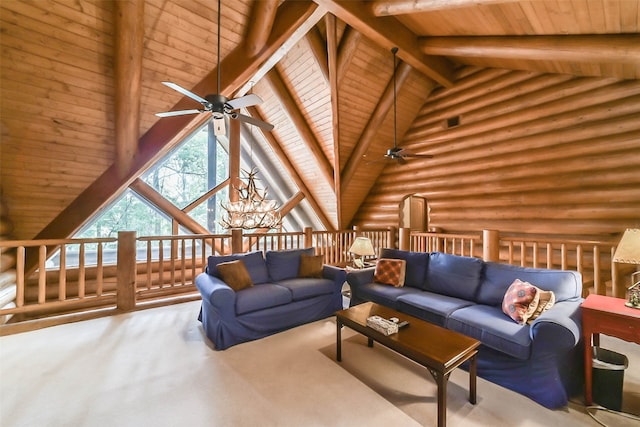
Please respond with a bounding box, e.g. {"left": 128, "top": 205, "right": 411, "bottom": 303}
{"left": 436, "top": 373, "right": 447, "bottom": 427}
{"left": 336, "top": 319, "right": 342, "bottom": 362}
{"left": 469, "top": 354, "right": 477, "bottom": 405}
{"left": 367, "top": 337, "right": 374, "bottom": 348}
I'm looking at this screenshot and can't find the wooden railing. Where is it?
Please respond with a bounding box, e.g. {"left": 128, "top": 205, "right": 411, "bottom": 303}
{"left": 0, "top": 227, "right": 632, "bottom": 334}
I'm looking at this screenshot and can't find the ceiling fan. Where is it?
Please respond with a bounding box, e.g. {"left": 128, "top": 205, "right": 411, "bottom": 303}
{"left": 382, "top": 47, "right": 433, "bottom": 164}
{"left": 156, "top": 0, "right": 273, "bottom": 136}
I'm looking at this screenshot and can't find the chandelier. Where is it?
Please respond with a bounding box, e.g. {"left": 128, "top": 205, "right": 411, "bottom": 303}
{"left": 220, "top": 168, "right": 282, "bottom": 230}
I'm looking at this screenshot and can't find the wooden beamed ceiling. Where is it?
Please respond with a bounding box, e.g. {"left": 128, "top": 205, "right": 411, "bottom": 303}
{"left": 1, "top": 0, "right": 638, "bottom": 241}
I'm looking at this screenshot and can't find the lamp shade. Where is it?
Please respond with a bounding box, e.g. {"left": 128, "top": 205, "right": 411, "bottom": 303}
{"left": 349, "top": 237, "right": 375, "bottom": 257}
{"left": 613, "top": 229, "right": 640, "bottom": 264}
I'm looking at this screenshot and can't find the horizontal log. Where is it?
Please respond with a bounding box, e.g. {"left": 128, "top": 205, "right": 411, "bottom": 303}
{"left": 419, "top": 35, "right": 640, "bottom": 64}
{"left": 406, "top": 81, "right": 640, "bottom": 144}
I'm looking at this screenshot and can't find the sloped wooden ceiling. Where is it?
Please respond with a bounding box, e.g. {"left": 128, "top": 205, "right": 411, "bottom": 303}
{"left": 1, "top": 0, "right": 639, "bottom": 241}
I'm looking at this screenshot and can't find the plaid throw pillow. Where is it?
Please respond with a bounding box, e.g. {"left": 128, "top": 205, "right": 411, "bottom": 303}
{"left": 374, "top": 258, "right": 407, "bottom": 287}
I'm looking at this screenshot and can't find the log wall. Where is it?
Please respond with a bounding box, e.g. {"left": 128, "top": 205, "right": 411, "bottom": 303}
{"left": 352, "top": 67, "right": 640, "bottom": 238}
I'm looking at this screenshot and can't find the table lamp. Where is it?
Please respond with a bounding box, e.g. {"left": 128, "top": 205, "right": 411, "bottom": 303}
{"left": 349, "top": 237, "right": 375, "bottom": 268}
{"left": 613, "top": 228, "right": 640, "bottom": 308}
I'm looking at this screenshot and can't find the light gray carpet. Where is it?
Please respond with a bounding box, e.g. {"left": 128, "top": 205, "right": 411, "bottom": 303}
{"left": 1, "top": 300, "right": 638, "bottom": 427}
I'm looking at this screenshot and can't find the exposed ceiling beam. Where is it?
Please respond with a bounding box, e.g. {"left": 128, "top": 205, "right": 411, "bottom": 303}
{"left": 130, "top": 179, "right": 210, "bottom": 235}
{"left": 113, "top": 0, "right": 144, "bottom": 178}
{"left": 236, "top": 3, "right": 327, "bottom": 97}
{"left": 245, "top": 0, "right": 279, "bottom": 57}
{"left": 312, "top": 0, "right": 455, "bottom": 87}
{"left": 34, "top": 1, "right": 320, "bottom": 243}
{"left": 306, "top": 27, "right": 329, "bottom": 84}
{"left": 263, "top": 68, "right": 336, "bottom": 191}
{"left": 246, "top": 106, "right": 335, "bottom": 230}
{"left": 371, "top": 0, "right": 519, "bottom": 15}
{"left": 279, "top": 191, "right": 306, "bottom": 217}
{"left": 336, "top": 27, "right": 362, "bottom": 87}
{"left": 419, "top": 35, "right": 640, "bottom": 64}
{"left": 326, "top": 13, "right": 342, "bottom": 229}
{"left": 341, "top": 60, "right": 413, "bottom": 191}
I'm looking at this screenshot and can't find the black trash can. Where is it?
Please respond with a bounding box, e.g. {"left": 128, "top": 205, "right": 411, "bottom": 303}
{"left": 592, "top": 347, "right": 629, "bottom": 411}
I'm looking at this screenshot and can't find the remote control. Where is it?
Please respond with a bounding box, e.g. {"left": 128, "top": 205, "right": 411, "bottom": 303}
{"left": 397, "top": 320, "right": 410, "bottom": 328}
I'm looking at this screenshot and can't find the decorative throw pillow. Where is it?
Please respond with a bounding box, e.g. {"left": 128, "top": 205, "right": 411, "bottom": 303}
{"left": 216, "top": 260, "right": 254, "bottom": 291}
{"left": 527, "top": 288, "right": 556, "bottom": 324}
{"left": 374, "top": 258, "right": 407, "bottom": 287}
{"left": 502, "top": 279, "right": 539, "bottom": 325}
{"left": 299, "top": 254, "right": 324, "bottom": 278}
{"left": 502, "top": 279, "right": 556, "bottom": 325}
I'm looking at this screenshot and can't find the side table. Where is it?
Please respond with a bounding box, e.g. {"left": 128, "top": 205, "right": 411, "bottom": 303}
{"left": 581, "top": 294, "right": 640, "bottom": 405}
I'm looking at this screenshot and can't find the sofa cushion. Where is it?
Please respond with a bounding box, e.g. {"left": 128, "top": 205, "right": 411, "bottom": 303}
{"left": 374, "top": 258, "right": 406, "bottom": 287}
{"left": 298, "top": 254, "right": 324, "bottom": 278}
{"left": 275, "top": 277, "right": 335, "bottom": 301}
{"left": 266, "top": 248, "right": 315, "bottom": 281}
{"left": 425, "top": 252, "right": 484, "bottom": 301}
{"left": 208, "top": 251, "right": 270, "bottom": 284}
{"left": 217, "top": 260, "right": 253, "bottom": 291}
{"left": 447, "top": 304, "right": 532, "bottom": 360}
{"left": 379, "top": 248, "right": 429, "bottom": 289}
{"left": 235, "top": 284, "right": 292, "bottom": 315}
{"left": 353, "top": 282, "right": 424, "bottom": 310}
{"left": 397, "top": 292, "right": 474, "bottom": 327}
{"left": 478, "top": 262, "right": 582, "bottom": 306}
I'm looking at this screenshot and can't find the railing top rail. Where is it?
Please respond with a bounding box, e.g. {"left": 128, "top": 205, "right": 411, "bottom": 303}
{"left": 499, "top": 236, "right": 617, "bottom": 246}
{"left": 0, "top": 237, "right": 117, "bottom": 247}
{"left": 244, "top": 231, "right": 304, "bottom": 237}
{"left": 137, "top": 234, "right": 229, "bottom": 242}
{"left": 411, "top": 232, "right": 481, "bottom": 239}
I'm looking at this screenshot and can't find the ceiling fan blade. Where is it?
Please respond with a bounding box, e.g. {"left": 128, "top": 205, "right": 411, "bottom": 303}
{"left": 161, "top": 82, "right": 209, "bottom": 105}
{"left": 227, "top": 93, "right": 263, "bottom": 110}
{"left": 155, "top": 109, "right": 202, "bottom": 117}
{"left": 235, "top": 113, "right": 274, "bottom": 131}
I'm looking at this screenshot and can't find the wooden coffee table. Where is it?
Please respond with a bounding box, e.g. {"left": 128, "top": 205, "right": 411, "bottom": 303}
{"left": 336, "top": 302, "right": 480, "bottom": 427}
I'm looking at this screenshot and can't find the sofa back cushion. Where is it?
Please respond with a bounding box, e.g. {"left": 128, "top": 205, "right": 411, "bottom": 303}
{"left": 478, "top": 262, "right": 582, "bottom": 306}
{"left": 266, "top": 248, "right": 315, "bottom": 281}
{"left": 207, "top": 251, "right": 270, "bottom": 284}
{"left": 425, "top": 252, "right": 484, "bottom": 301}
{"left": 379, "top": 248, "right": 429, "bottom": 289}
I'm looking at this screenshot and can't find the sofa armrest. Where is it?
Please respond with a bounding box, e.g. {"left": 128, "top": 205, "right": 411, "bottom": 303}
{"left": 322, "top": 265, "right": 347, "bottom": 289}
{"left": 195, "top": 272, "right": 237, "bottom": 316}
{"left": 346, "top": 267, "right": 376, "bottom": 289}
{"left": 529, "top": 298, "right": 583, "bottom": 354}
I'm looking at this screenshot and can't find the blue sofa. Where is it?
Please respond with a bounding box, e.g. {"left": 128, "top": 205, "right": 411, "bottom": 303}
{"left": 346, "top": 248, "right": 584, "bottom": 409}
{"left": 196, "top": 248, "right": 346, "bottom": 350}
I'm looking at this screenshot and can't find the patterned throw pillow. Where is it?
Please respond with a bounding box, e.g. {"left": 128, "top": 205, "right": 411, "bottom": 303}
{"left": 298, "top": 254, "right": 324, "bottom": 278}
{"left": 216, "top": 260, "right": 254, "bottom": 291}
{"left": 502, "top": 279, "right": 556, "bottom": 325}
{"left": 374, "top": 258, "right": 407, "bottom": 287}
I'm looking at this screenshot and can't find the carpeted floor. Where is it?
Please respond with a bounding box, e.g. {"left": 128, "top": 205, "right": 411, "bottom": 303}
{"left": 1, "top": 300, "right": 638, "bottom": 427}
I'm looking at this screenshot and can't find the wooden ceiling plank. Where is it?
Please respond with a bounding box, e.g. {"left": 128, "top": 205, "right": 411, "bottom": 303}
{"left": 246, "top": 105, "right": 335, "bottom": 230}
{"left": 371, "top": 0, "right": 520, "bottom": 16}
{"left": 245, "top": 0, "right": 279, "bottom": 56}
{"left": 419, "top": 35, "right": 640, "bottom": 64}
{"left": 312, "top": 0, "right": 455, "bottom": 87}
{"left": 341, "top": 61, "right": 412, "bottom": 191}
{"left": 263, "top": 68, "right": 336, "bottom": 191}
{"left": 33, "top": 0, "right": 320, "bottom": 242}
{"left": 114, "top": 0, "right": 145, "bottom": 178}
{"left": 326, "top": 13, "right": 342, "bottom": 229}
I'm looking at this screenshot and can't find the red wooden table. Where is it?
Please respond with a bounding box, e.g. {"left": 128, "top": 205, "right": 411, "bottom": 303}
{"left": 581, "top": 294, "right": 640, "bottom": 405}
